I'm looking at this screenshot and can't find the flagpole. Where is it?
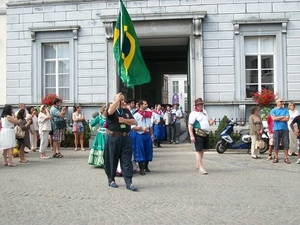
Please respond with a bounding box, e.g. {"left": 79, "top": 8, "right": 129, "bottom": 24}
{"left": 113, "top": 0, "right": 150, "bottom": 89}
{"left": 118, "top": 0, "right": 122, "bottom": 92}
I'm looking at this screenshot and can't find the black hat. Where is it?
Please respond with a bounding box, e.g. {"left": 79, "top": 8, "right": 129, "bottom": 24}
{"left": 126, "top": 99, "right": 136, "bottom": 104}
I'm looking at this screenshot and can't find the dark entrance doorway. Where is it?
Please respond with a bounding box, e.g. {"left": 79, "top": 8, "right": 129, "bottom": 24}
{"left": 126, "top": 39, "right": 188, "bottom": 107}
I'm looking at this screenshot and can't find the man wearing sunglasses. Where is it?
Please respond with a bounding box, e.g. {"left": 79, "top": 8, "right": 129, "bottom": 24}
{"left": 270, "top": 98, "right": 290, "bottom": 164}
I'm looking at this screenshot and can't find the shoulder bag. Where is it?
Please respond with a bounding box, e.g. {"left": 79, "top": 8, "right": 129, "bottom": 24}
{"left": 14, "top": 125, "right": 25, "bottom": 139}
{"left": 255, "top": 136, "right": 265, "bottom": 149}
{"left": 54, "top": 120, "right": 67, "bottom": 130}
{"left": 194, "top": 128, "right": 207, "bottom": 137}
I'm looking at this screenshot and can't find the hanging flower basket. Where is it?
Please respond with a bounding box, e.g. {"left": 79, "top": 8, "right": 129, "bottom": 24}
{"left": 252, "top": 89, "right": 276, "bottom": 107}
{"left": 41, "top": 93, "right": 62, "bottom": 106}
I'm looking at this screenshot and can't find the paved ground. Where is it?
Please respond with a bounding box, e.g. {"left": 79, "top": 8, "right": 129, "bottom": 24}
{"left": 1, "top": 143, "right": 300, "bottom": 225}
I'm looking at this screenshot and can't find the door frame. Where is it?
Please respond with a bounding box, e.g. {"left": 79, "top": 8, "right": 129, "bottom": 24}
{"left": 101, "top": 12, "right": 206, "bottom": 111}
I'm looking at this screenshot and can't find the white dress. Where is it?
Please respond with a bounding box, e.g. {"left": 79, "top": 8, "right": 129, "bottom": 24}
{"left": 0, "top": 117, "right": 16, "bottom": 150}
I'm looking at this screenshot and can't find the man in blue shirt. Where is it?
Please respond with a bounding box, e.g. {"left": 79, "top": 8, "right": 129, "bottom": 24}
{"left": 270, "top": 98, "right": 290, "bottom": 164}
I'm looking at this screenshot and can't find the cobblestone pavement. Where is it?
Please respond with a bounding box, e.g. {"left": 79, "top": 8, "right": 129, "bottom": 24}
{"left": 1, "top": 143, "right": 300, "bottom": 225}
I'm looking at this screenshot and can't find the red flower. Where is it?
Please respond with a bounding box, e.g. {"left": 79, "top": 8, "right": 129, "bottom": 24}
{"left": 252, "top": 89, "right": 276, "bottom": 107}
{"left": 41, "top": 93, "right": 62, "bottom": 106}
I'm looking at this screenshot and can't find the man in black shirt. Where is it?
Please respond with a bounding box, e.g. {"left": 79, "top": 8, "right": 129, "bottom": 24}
{"left": 104, "top": 92, "right": 137, "bottom": 191}
{"left": 290, "top": 114, "right": 300, "bottom": 164}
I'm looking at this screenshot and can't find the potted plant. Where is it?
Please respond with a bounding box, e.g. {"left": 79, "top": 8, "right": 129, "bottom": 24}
{"left": 41, "top": 93, "right": 62, "bottom": 107}
{"left": 252, "top": 89, "right": 276, "bottom": 127}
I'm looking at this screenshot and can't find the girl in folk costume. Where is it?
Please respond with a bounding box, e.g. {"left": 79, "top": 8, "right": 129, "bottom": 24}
{"left": 132, "top": 100, "right": 154, "bottom": 175}
{"left": 88, "top": 105, "right": 108, "bottom": 167}
{"left": 188, "top": 98, "right": 214, "bottom": 175}
{"left": 152, "top": 104, "right": 165, "bottom": 147}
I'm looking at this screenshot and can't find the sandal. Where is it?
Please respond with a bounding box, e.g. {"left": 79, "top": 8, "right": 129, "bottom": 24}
{"left": 53, "top": 153, "right": 63, "bottom": 158}
{"left": 7, "top": 163, "right": 17, "bottom": 167}
{"left": 273, "top": 158, "right": 279, "bottom": 163}
{"left": 19, "top": 159, "right": 28, "bottom": 163}
{"left": 284, "top": 158, "right": 291, "bottom": 164}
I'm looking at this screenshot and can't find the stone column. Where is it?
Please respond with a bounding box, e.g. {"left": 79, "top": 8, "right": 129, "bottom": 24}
{"left": 104, "top": 22, "right": 118, "bottom": 103}
{"left": 189, "top": 18, "right": 204, "bottom": 110}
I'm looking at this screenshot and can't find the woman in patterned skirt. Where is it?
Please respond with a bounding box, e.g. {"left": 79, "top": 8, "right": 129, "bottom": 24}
{"left": 88, "top": 105, "right": 108, "bottom": 167}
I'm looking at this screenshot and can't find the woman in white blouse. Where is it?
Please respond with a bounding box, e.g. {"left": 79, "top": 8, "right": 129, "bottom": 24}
{"left": 38, "top": 105, "right": 52, "bottom": 159}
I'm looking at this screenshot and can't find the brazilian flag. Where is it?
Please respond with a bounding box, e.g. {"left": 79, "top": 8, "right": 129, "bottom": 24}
{"left": 113, "top": 0, "right": 151, "bottom": 88}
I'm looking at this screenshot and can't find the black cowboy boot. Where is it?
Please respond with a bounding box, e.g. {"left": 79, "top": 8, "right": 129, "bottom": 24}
{"left": 139, "top": 162, "right": 145, "bottom": 175}
{"left": 145, "top": 161, "right": 151, "bottom": 172}
{"left": 157, "top": 140, "right": 162, "bottom": 147}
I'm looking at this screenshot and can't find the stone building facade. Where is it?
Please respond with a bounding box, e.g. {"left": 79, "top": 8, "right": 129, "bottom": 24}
{"left": 0, "top": 0, "right": 7, "bottom": 105}
{"left": 4, "top": 0, "right": 300, "bottom": 120}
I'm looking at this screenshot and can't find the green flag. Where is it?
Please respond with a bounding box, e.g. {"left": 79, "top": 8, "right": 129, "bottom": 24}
{"left": 113, "top": 0, "right": 150, "bottom": 88}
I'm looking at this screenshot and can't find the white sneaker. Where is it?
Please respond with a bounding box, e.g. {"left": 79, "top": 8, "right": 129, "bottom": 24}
{"left": 295, "top": 159, "right": 300, "bottom": 164}
{"left": 199, "top": 168, "right": 208, "bottom": 174}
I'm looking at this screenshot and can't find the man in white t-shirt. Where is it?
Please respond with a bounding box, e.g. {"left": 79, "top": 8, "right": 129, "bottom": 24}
{"left": 188, "top": 98, "right": 214, "bottom": 175}
{"left": 171, "top": 102, "right": 183, "bottom": 144}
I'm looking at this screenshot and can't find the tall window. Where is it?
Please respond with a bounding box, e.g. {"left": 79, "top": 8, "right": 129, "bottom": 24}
{"left": 184, "top": 97, "right": 187, "bottom": 112}
{"left": 245, "top": 36, "right": 275, "bottom": 98}
{"left": 172, "top": 81, "right": 179, "bottom": 94}
{"left": 43, "top": 43, "right": 70, "bottom": 100}
{"left": 184, "top": 80, "right": 187, "bottom": 93}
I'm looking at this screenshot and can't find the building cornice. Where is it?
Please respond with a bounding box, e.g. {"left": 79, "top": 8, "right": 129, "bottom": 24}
{"left": 101, "top": 11, "right": 206, "bottom": 23}
{"left": 28, "top": 25, "right": 80, "bottom": 41}
{"left": 232, "top": 18, "right": 288, "bottom": 34}
{"left": 101, "top": 11, "right": 206, "bottom": 39}
{"left": 6, "top": 0, "right": 95, "bottom": 7}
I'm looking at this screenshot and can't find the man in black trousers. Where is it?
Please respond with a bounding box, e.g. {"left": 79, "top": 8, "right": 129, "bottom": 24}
{"left": 104, "top": 92, "right": 137, "bottom": 191}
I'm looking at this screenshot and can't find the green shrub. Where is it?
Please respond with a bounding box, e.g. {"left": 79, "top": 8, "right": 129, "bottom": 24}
{"left": 215, "top": 115, "right": 229, "bottom": 136}
{"left": 61, "top": 123, "right": 91, "bottom": 147}
{"left": 209, "top": 131, "right": 218, "bottom": 148}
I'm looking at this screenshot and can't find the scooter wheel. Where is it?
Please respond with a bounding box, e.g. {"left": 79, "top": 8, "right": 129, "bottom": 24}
{"left": 216, "top": 140, "right": 228, "bottom": 154}
{"left": 259, "top": 139, "right": 269, "bottom": 154}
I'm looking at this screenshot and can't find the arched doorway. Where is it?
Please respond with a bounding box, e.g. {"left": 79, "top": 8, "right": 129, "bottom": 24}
{"left": 101, "top": 13, "right": 206, "bottom": 111}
